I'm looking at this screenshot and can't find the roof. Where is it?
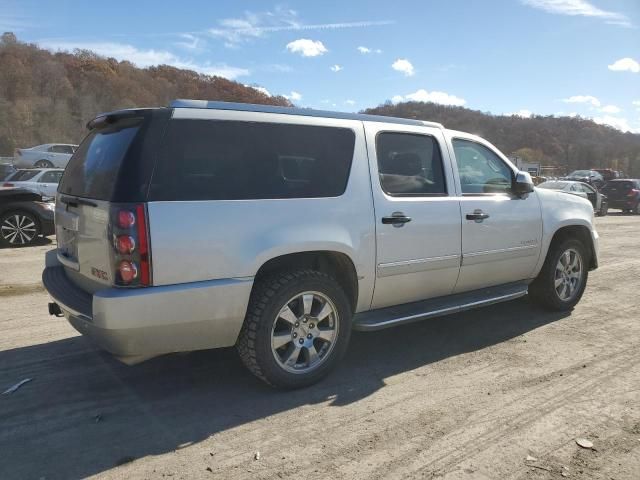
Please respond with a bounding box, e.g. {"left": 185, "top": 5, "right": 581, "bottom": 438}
{"left": 169, "top": 99, "right": 444, "bottom": 129}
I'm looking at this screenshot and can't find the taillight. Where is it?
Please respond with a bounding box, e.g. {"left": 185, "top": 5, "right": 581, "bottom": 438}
{"left": 2, "top": 182, "right": 13, "bottom": 187}
{"left": 628, "top": 189, "right": 640, "bottom": 197}
{"left": 109, "top": 204, "right": 151, "bottom": 287}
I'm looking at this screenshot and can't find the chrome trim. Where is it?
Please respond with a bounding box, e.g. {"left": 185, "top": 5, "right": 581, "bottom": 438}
{"left": 462, "top": 244, "right": 538, "bottom": 266}
{"left": 377, "top": 254, "right": 461, "bottom": 278}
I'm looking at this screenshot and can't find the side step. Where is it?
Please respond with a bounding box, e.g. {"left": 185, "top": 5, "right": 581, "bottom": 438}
{"left": 353, "top": 282, "right": 529, "bottom": 331}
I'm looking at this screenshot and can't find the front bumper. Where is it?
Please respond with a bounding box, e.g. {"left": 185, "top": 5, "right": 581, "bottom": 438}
{"left": 42, "top": 255, "right": 253, "bottom": 361}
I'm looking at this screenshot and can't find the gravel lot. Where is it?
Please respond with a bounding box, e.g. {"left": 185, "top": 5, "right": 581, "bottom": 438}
{"left": 1, "top": 214, "right": 639, "bottom": 480}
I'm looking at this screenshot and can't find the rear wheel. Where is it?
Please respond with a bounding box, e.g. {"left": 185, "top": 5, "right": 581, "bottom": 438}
{"left": 237, "top": 270, "right": 352, "bottom": 388}
{"left": 529, "top": 238, "right": 588, "bottom": 311}
{"left": 0, "top": 211, "right": 40, "bottom": 247}
{"left": 34, "top": 160, "right": 54, "bottom": 168}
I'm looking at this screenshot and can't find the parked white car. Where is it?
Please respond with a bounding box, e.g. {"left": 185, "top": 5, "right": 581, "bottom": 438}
{"left": 43, "top": 100, "right": 599, "bottom": 388}
{"left": 3, "top": 168, "right": 64, "bottom": 198}
{"left": 13, "top": 144, "right": 78, "bottom": 168}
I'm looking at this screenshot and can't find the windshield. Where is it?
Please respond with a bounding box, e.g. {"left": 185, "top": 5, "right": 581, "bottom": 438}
{"left": 7, "top": 169, "right": 40, "bottom": 181}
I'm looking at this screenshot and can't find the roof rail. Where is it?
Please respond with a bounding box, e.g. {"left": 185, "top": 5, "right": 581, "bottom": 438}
{"left": 170, "top": 99, "right": 444, "bottom": 129}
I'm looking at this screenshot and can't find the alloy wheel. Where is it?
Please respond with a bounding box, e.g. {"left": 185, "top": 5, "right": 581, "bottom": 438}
{"left": 1, "top": 213, "right": 37, "bottom": 245}
{"left": 270, "top": 291, "right": 339, "bottom": 374}
{"left": 554, "top": 248, "right": 583, "bottom": 301}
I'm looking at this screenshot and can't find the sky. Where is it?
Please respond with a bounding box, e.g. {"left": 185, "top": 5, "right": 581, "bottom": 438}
{"left": 1, "top": 0, "right": 639, "bottom": 132}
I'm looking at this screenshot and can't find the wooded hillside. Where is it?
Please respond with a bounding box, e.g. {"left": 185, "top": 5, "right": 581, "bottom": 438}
{"left": 365, "top": 102, "right": 640, "bottom": 176}
{"left": 1, "top": 33, "right": 638, "bottom": 176}
{"left": 0, "top": 33, "right": 290, "bottom": 154}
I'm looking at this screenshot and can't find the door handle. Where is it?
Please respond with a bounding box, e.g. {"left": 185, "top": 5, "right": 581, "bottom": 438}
{"left": 466, "top": 210, "right": 490, "bottom": 222}
{"left": 382, "top": 212, "right": 412, "bottom": 226}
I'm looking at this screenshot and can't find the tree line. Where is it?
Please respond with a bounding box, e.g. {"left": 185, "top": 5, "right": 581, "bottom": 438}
{"left": 365, "top": 102, "right": 640, "bottom": 176}
{"left": 1, "top": 33, "right": 639, "bottom": 176}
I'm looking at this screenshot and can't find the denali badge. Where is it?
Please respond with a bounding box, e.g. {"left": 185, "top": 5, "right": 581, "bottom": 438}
{"left": 91, "top": 267, "right": 109, "bottom": 281}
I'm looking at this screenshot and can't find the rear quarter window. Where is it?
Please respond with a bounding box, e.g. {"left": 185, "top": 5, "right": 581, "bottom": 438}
{"left": 148, "top": 120, "right": 356, "bottom": 200}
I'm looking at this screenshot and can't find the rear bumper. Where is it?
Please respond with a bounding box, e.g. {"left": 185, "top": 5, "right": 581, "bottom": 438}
{"left": 42, "top": 258, "right": 253, "bottom": 360}
{"left": 608, "top": 199, "right": 638, "bottom": 209}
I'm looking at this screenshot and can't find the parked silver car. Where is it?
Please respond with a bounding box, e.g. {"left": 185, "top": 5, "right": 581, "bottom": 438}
{"left": 3, "top": 168, "right": 64, "bottom": 198}
{"left": 13, "top": 143, "right": 78, "bottom": 168}
{"left": 538, "top": 180, "right": 608, "bottom": 216}
{"left": 43, "top": 100, "right": 599, "bottom": 388}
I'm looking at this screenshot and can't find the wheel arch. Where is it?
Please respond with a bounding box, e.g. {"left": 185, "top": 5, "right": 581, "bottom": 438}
{"left": 546, "top": 225, "right": 597, "bottom": 271}
{"left": 253, "top": 251, "right": 359, "bottom": 313}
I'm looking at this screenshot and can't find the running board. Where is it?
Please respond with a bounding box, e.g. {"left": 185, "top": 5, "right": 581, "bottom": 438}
{"left": 353, "top": 282, "right": 529, "bottom": 331}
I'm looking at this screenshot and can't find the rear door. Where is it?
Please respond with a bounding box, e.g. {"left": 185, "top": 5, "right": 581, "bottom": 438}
{"left": 56, "top": 116, "right": 149, "bottom": 292}
{"left": 365, "top": 122, "right": 461, "bottom": 309}
{"left": 37, "top": 170, "right": 63, "bottom": 197}
{"left": 447, "top": 134, "right": 543, "bottom": 293}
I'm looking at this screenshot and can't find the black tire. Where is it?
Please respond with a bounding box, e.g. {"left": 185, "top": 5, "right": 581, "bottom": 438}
{"left": 34, "top": 160, "right": 54, "bottom": 168}
{"left": 0, "top": 210, "right": 41, "bottom": 247}
{"left": 529, "top": 238, "right": 589, "bottom": 311}
{"left": 237, "top": 270, "right": 352, "bottom": 389}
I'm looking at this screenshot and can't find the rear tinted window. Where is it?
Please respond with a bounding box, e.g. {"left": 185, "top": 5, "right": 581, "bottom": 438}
{"left": 59, "top": 118, "right": 141, "bottom": 199}
{"left": 149, "top": 120, "right": 355, "bottom": 200}
{"left": 603, "top": 181, "right": 633, "bottom": 191}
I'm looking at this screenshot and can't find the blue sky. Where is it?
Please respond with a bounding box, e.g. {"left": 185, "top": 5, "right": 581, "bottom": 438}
{"left": 2, "top": 0, "right": 639, "bottom": 132}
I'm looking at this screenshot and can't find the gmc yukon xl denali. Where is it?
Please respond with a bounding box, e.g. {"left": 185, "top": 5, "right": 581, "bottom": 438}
{"left": 43, "top": 100, "right": 599, "bottom": 388}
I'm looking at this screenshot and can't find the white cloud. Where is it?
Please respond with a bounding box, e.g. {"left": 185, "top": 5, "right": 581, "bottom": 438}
{"left": 633, "top": 100, "right": 640, "bottom": 110}
{"left": 208, "top": 8, "right": 393, "bottom": 47}
{"left": 393, "top": 89, "right": 466, "bottom": 106}
{"left": 330, "top": 64, "right": 343, "bottom": 72}
{"left": 40, "top": 41, "right": 250, "bottom": 79}
{"left": 286, "top": 38, "right": 327, "bottom": 57}
{"left": 593, "top": 115, "right": 639, "bottom": 133}
{"left": 507, "top": 109, "right": 533, "bottom": 118}
{"left": 175, "top": 33, "right": 202, "bottom": 50}
{"left": 521, "top": 0, "right": 631, "bottom": 27}
{"left": 357, "top": 46, "right": 382, "bottom": 54}
{"left": 392, "top": 58, "right": 414, "bottom": 76}
{"left": 608, "top": 57, "right": 640, "bottom": 73}
{"left": 283, "top": 91, "right": 302, "bottom": 101}
{"left": 247, "top": 86, "right": 271, "bottom": 97}
{"left": 344, "top": 99, "right": 356, "bottom": 105}
{"left": 562, "top": 95, "right": 601, "bottom": 107}
{"left": 600, "top": 104, "right": 621, "bottom": 114}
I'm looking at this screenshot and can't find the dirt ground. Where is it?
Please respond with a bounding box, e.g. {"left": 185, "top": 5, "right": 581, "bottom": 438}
{"left": 0, "top": 214, "right": 639, "bottom": 480}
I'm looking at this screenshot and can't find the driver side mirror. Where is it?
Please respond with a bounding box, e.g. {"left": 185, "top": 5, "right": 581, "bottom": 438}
{"left": 512, "top": 171, "right": 534, "bottom": 197}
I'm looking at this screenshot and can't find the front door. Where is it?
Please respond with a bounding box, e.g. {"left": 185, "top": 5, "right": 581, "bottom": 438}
{"left": 365, "top": 122, "right": 462, "bottom": 309}
{"left": 447, "top": 136, "right": 543, "bottom": 293}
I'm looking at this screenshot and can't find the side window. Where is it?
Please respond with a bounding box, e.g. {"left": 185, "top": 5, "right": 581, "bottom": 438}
{"left": 150, "top": 120, "right": 355, "bottom": 200}
{"left": 39, "top": 171, "right": 63, "bottom": 183}
{"left": 376, "top": 132, "right": 447, "bottom": 196}
{"left": 570, "top": 184, "right": 578, "bottom": 192}
{"left": 452, "top": 139, "right": 513, "bottom": 194}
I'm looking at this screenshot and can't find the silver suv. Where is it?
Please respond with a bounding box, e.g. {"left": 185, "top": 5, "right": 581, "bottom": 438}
{"left": 43, "top": 100, "right": 599, "bottom": 388}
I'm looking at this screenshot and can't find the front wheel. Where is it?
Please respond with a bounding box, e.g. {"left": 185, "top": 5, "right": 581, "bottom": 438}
{"left": 529, "top": 238, "right": 588, "bottom": 311}
{"left": 237, "top": 270, "right": 352, "bottom": 388}
{"left": 0, "top": 211, "right": 41, "bottom": 247}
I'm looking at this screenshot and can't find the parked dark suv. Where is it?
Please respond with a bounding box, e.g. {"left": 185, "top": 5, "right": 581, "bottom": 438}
{"left": 601, "top": 179, "right": 640, "bottom": 214}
